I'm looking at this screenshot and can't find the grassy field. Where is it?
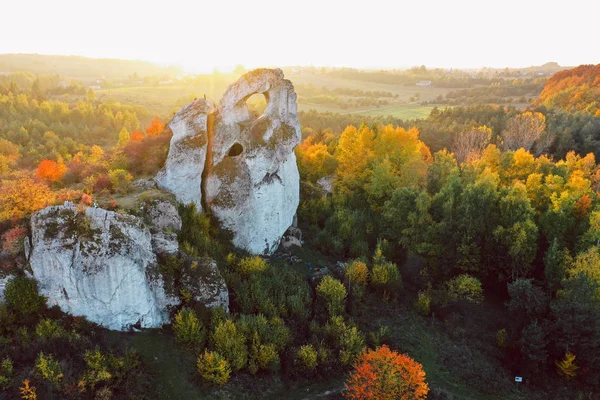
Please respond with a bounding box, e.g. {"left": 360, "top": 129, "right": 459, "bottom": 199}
{"left": 96, "top": 72, "right": 447, "bottom": 120}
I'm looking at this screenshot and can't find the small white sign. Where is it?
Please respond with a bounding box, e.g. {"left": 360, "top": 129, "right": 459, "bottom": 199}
{"left": 515, "top": 377, "right": 523, "bottom": 383}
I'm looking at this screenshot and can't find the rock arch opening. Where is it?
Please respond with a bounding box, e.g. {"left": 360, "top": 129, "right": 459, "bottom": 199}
{"left": 245, "top": 93, "right": 268, "bottom": 119}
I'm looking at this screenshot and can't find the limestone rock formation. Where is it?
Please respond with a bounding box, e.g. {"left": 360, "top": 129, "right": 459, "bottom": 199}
{"left": 156, "top": 69, "right": 301, "bottom": 255}
{"left": 155, "top": 99, "right": 216, "bottom": 209}
{"left": 28, "top": 204, "right": 228, "bottom": 330}
{"left": 0, "top": 274, "right": 13, "bottom": 304}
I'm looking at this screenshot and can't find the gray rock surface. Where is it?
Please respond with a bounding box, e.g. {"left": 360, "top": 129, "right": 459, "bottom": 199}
{"left": 147, "top": 200, "right": 182, "bottom": 232}
{"left": 28, "top": 205, "right": 229, "bottom": 330}
{"left": 0, "top": 274, "right": 14, "bottom": 304}
{"left": 156, "top": 69, "right": 301, "bottom": 255}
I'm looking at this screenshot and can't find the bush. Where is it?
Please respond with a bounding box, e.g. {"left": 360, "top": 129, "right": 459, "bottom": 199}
{"left": 35, "top": 319, "right": 67, "bottom": 341}
{"left": 236, "top": 256, "right": 267, "bottom": 276}
{"left": 35, "top": 352, "right": 63, "bottom": 387}
{"left": 446, "top": 274, "right": 483, "bottom": 304}
{"left": 235, "top": 264, "right": 311, "bottom": 321}
{"left": 108, "top": 169, "right": 133, "bottom": 194}
{"left": 248, "top": 332, "right": 280, "bottom": 374}
{"left": 211, "top": 320, "right": 247, "bottom": 372}
{"left": 296, "top": 345, "right": 318, "bottom": 373}
{"left": 4, "top": 276, "right": 45, "bottom": 316}
{"left": 173, "top": 307, "right": 206, "bottom": 349}
{"left": 197, "top": 350, "right": 231, "bottom": 386}
{"left": 320, "top": 316, "right": 366, "bottom": 367}
{"left": 345, "top": 260, "right": 369, "bottom": 298}
{"left": 414, "top": 291, "right": 431, "bottom": 316}
{"left": 0, "top": 357, "right": 13, "bottom": 390}
{"left": 82, "top": 349, "right": 112, "bottom": 388}
{"left": 317, "top": 276, "right": 347, "bottom": 317}
{"left": 371, "top": 261, "right": 402, "bottom": 296}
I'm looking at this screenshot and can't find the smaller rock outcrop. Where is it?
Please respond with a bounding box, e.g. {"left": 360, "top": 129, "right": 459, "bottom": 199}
{"left": 0, "top": 274, "right": 13, "bottom": 304}
{"left": 28, "top": 203, "right": 229, "bottom": 331}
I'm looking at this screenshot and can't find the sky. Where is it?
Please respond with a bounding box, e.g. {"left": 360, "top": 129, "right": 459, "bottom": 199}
{"left": 1, "top": 0, "right": 598, "bottom": 73}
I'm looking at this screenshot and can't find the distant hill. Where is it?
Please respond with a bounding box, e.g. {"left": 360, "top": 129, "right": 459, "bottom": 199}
{"left": 524, "top": 61, "right": 566, "bottom": 74}
{"left": 0, "top": 53, "right": 183, "bottom": 80}
{"left": 536, "top": 64, "right": 600, "bottom": 115}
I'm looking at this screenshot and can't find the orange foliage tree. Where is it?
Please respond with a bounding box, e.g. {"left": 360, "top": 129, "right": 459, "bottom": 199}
{"left": 36, "top": 159, "right": 67, "bottom": 183}
{"left": 130, "top": 130, "right": 145, "bottom": 142}
{"left": 344, "top": 345, "right": 429, "bottom": 400}
{"left": 145, "top": 117, "right": 165, "bottom": 136}
{"left": 0, "top": 178, "right": 55, "bottom": 222}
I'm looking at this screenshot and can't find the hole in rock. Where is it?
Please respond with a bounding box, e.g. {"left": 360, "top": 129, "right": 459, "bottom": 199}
{"left": 228, "top": 142, "right": 244, "bottom": 157}
{"left": 245, "top": 93, "right": 268, "bottom": 118}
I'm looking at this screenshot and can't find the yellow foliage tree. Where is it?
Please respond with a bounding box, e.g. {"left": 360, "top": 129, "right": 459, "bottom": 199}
{"left": 555, "top": 351, "right": 578, "bottom": 380}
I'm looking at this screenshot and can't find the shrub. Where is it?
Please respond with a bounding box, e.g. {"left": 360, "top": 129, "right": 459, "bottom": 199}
{"left": 296, "top": 345, "right": 318, "bottom": 373}
{"left": 173, "top": 307, "right": 205, "bottom": 349}
{"left": 344, "top": 345, "right": 429, "bottom": 400}
{"left": 247, "top": 332, "right": 280, "bottom": 374}
{"left": 4, "top": 276, "right": 45, "bottom": 316}
{"left": 236, "top": 256, "right": 267, "bottom": 276}
{"left": 446, "top": 274, "right": 484, "bottom": 304}
{"left": 235, "top": 264, "right": 311, "bottom": 321}
{"left": 19, "top": 379, "right": 37, "bottom": 400}
{"left": 35, "top": 352, "right": 63, "bottom": 387}
{"left": 496, "top": 328, "right": 507, "bottom": 349}
{"left": 345, "top": 260, "right": 369, "bottom": 298}
{"left": 414, "top": 291, "right": 431, "bottom": 316}
{"left": 82, "top": 349, "right": 113, "bottom": 388}
{"left": 317, "top": 276, "right": 347, "bottom": 317}
{"left": 108, "top": 169, "right": 133, "bottom": 194}
{"left": 35, "top": 318, "right": 67, "bottom": 341}
{"left": 1, "top": 226, "right": 27, "bottom": 255}
{"left": 323, "top": 316, "right": 366, "bottom": 367}
{"left": 211, "top": 320, "right": 247, "bottom": 372}
{"left": 371, "top": 261, "right": 402, "bottom": 296}
{"left": 197, "top": 350, "right": 231, "bottom": 386}
{"left": 0, "top": 357, "right": 13, "bottom": 390}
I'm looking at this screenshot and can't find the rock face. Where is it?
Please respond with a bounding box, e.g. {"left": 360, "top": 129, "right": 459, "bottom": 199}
{"left": 0, "top": 274, "right": 13, "bottom": 304}
{"left": 155, "top": 99, "right": 216, "bottom": 209}
{"left": 156, "top": 69, "right": 301, "bottom": 254}
{"left": 28, "top": 204, "right": 228, "bottom": 330}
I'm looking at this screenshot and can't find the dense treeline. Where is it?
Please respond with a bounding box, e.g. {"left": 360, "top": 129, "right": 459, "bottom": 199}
{"left": 0, "top": 78, "right": 153, "bottom": 169}
{"left": 300, "top": 104, "right": 600, "bottom": 161}
{"left": 296, "top": 121, "right": 600, "bottom": 393}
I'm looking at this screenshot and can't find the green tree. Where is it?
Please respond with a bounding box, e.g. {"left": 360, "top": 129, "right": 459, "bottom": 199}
{"left": 4, "top": 276, "right": 45, "bottom": 316}
{"left": 173, "top": 307, "right": 205, "bottom": 349}
{"left": 317, "top": 276, "right": 347, "bottom": 317}
{"left": 211, "top": 320, "right": 247, "bottom": 372}
{"left": 197, "top": 350, "right": 231, "bottom": 386}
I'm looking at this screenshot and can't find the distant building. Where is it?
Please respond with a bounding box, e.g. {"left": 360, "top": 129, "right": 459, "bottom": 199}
{"left": 88, "top": 85, "right": 101, "bottom": 90}
{"left": 416, "top": 80, "right": 432, "bottom": 87}
{"left": 57, "top": 80, "right": 71, "bottom": 88}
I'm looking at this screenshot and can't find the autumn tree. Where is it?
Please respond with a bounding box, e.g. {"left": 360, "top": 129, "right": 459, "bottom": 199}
{"left": 345, "top": 345, "right": 429, "bottom": 400}
{"left": 36, "top": 159, "right": 67, "bottom": 183}
{"left": 452, "top": 125, "right": 492, "bottom": 164}
{"left": 501, "top": 111, "right": 546, "bottom": 152}
{"left": 0, "top": 178, "right": 55, "bottom": 222}
{"left": 145, "top": 117, "right": 165, "bottom": 136}
{"left": 555, "top": 351, "right": 578, "bottom": 380}
{"left": 130, "top": 130, "right": 145, "bottom": 142}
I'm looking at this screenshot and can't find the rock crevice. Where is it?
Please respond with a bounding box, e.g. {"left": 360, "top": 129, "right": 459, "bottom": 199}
{"left": 156, "top": 69, "right": 301, "bottom": 255}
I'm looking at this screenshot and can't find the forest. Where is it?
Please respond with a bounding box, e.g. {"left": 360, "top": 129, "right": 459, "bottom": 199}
{"left": 1, "top": 60, "right": 600, "bottom": 399}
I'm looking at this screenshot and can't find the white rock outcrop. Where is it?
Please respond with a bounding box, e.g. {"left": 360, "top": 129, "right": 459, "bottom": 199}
{"left": 28, "top": 204, "right": 228, "bottom": 330}
{"left": 156, "top": 69, "right": 301, "bottom": 255}
{"left": 155, "top": 99, "right": 216, "bottom": 209}
{"left": 0, "top": 274, "right": 13, "bottom": 304}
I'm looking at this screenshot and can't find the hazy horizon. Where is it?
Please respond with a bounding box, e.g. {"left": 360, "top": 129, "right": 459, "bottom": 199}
{"left": 2, "top": 0, "right": 598, "bottom": 73}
